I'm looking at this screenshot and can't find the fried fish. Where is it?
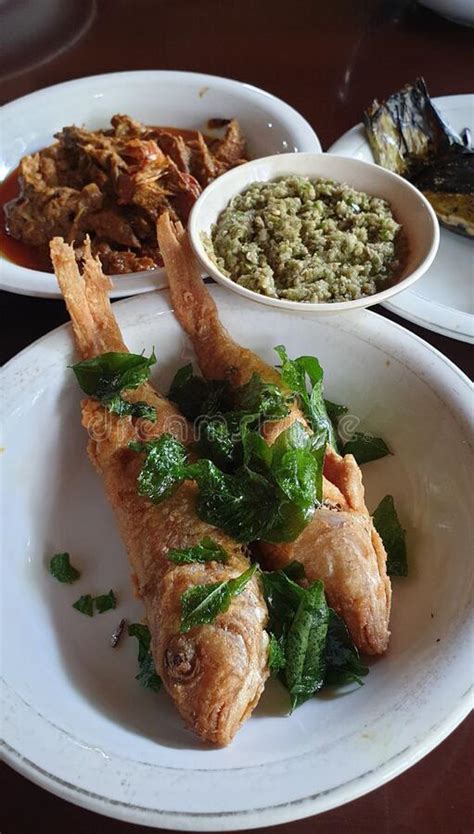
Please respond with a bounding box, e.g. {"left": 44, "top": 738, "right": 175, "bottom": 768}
{"left": 50, "top": 236, "right": 269, "bottom": 745}
{"left": 157, "top": 214, "right": 391, "bottom": 655}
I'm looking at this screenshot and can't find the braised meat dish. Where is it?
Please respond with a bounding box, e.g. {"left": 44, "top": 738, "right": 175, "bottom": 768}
{"left": 4, "top": 115, "right": 248, "bottom": 274}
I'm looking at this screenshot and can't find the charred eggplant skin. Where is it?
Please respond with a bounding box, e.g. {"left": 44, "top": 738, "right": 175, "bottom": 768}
{"left": 364, "top": 78, "right": 474, "bottom": 238}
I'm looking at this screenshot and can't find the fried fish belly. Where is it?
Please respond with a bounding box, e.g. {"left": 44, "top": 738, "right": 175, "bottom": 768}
{"left": 50, "top": 236, "right": 269, "bottom": 745}
{"left": 157, "top": 214, "right": 391, "bottom": 655}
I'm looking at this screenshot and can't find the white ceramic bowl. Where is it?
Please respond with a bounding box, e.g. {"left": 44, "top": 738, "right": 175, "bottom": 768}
{"left": 189, "top": 152, "right": 440, "bottom": 314}
{"left": 0, "top": 70, "right": 321, "bottom": 299}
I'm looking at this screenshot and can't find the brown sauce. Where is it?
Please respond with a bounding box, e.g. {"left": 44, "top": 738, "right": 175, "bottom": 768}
{"left": 0, "top": 125, "right": 214, "bottom": 274}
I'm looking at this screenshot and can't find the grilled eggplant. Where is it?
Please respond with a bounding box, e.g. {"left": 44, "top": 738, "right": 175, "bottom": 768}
{"left": 364, "top": 78, "right": 474, "bottom": 238}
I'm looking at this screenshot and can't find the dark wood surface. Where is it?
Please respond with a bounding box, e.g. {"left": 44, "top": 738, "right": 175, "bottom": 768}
{"left": 1, "top": 0, "right": 473, "bottom": 831}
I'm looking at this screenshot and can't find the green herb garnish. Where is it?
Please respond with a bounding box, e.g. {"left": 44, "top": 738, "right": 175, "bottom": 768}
{"left": 128, "top": 623, "right": 162, "bottom": 692}
{"left": 168, "top": 364, "right": 230, "bottom": 420}
{"left": 94, "top": 589, "right": 117, "bottom": 613}
{"left": 268, "top": 632, "right": 286, "bottom": 674}
{"left": 72, "top": 594, "right": 94, "bottom": 617}
{"left": 168, "top": 537, "right": 228, "bottom": 565}
{"left": 72, "top": 590, "right": 117, "bottom": 616}
{"left": 373, "top": 494, "right": 407, "bottom": 576}
{"left": 131, "top": 424, "right": 324, "bottom": 544}
{"left": 180, "top": 564, "right": 257, "bottom": 633}
{"left": 285, "top": 580, "right": 329, "bottom": 709}
{"left": 324, "top": 398, "right": 390, "bottom": 463}
{"left": 324, "top": 609, "right": 369, "bottom": 685}
{"left": 72, "top": 350, "right": 157, "bottom": 421}
{"left": 49, "top": 552, "right": 80, "bottom": 583}
{"left": 130, "top": 434, "right": 188, "bottom": 504}
{"left": 343, "top": 432, "right": 391, "bottom": 464}
{"left": 275, "top": 345, "right": 337, "bottom": 448}
{"left": 261, "top": 569, "right": 366, "bottom": 709}
{"left": 233, "top": 373, "right": 291, "bottom": 421}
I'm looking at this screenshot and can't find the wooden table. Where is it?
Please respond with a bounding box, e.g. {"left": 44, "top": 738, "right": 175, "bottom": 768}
{"left": 1, "top": 1, "right": 473, "bottom": 832}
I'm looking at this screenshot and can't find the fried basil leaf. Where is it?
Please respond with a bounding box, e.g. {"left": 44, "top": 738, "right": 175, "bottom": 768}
{"left": 324, "top": 399, "right": 348, "bottom": 422}
{"left": 94, "top": 589, "right": 117, "bottom": 613}
{"left": 168, "top": 537, "right": 228, "bottom": 564}
{"left": 261, "top": 570, "right": 366, "bottom": 707}
{"left": 128, "top": 623, "right": 161, "bottom": 691}
{"left": 72, "top": 351, "right": 156, "bottom": 396}
{"left": 72, "top": 350, "right": 157, "bottom": 421}
{"left": 274, "top": 345, "right": 337, "bottom": 448}
{"left": 284, "top": 580, "right": 330, "bottom": 710}
{"left": 233, "top": 373, "right": 291, "bottom": 421}
{"left": 180, "top": 564, "right": 257, "bottom": 633}
{"left": 130, "top": 434, "right": 188, "bottom": 504}
{"left": 281, "top": 560, "right": 306, "bottom": 581}
{"left": 373, "top": 494, "right": 407, "bottom": 576}
{"left": 49, "top": 552, "right": 80, "bottom": 583}
{"left": 130, "top": 424, "right": 324, "bottom": 544}
{"left": 105, "top": 394, "right": 156, "bottom": 422}
{"left": 343, "top": 432, "right": 391, "bottom": 464}
{"left": 168, "top": 364, "right": 230, "bottom": 420}
{"left": 268, "top": 632, "right": 286, "bottom": 673}
{"left": 270, "top": 421, "right": 325, "bottom": 508}
{"left": 324, "top": 609, "right": 369, "bottom": 685}
{"left": 72, "top": 594, "right": 94, "bottom": 617}
{"left": 187, "top": 459, "right": 280, "bottom": 542}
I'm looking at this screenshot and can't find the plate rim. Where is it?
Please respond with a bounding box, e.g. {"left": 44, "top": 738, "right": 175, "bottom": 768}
{"left": 1, "top": 288, "right": 473, "bottom": 830}
{"left": 328, "top": 93, "right": 474, "bottom": 344}
{"left": 0, "top": 69, "right": 321, "bottom": 300}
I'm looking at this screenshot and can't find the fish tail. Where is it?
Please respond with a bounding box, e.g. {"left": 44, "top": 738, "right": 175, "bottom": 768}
{"left": 50, "top": 236, "right": 127, "bottom": 359}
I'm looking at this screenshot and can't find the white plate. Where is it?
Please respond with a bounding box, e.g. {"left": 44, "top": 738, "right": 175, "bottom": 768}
{"left": 329, "top": 95, "right": 474, "bottom": 343}
{"left": 1, "top": 288, "right": 472, "bottom": 830}
{"left": 0, "top": 70, "right": 321, "bottom": 300}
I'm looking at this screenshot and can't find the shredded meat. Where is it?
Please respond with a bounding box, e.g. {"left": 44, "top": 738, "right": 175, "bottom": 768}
{"left": 4, "top": 115, "right": 249, "bottom": 274}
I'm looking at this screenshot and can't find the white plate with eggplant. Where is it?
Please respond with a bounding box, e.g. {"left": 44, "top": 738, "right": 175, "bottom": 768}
{"left": 1, "top": 226, "right": 472, "bottom": 830}
{"left": 329, "top": 79, "right": 474, "bottom": 343}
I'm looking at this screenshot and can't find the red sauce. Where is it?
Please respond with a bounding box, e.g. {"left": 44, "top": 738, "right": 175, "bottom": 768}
{"left": 0, "top": 167, "right": 53, "bottom": 272}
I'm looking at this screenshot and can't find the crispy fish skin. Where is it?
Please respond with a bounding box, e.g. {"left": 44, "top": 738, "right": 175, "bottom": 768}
{"left": 157, "top": 214, "right": 391, "bottom": 655}
{"left": 50, "top": 236, "right": 269, "bottom": 746}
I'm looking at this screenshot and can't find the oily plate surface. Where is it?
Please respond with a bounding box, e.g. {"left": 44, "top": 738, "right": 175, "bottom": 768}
{"left": 329, "top": 94, "right": 474, "bottom": 343}
{"left": 1, "top": 287, "right": 472, "bottom": 830}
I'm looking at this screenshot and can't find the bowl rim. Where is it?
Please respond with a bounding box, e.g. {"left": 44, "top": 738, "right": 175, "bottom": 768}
{"left": 0, "top": 70, "right": 322, "bottom": 296}
{"left": 188, "top": 152, "right": 440, "bottom": 313}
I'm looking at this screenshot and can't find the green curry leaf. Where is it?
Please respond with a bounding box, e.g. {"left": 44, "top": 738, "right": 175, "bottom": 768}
{"left": 373, "top": 494, "right": 407, "bottom": 576}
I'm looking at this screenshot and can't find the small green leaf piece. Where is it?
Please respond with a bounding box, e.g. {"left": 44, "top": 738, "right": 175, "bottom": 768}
{"left": 130, "top": 434, "right": 188, "bottom": 504}
{"left": 343, "top": 432, "right": 391, "bottom": 464}
{"left": 268, "top": 632, "right": 286, "bottom": 673}
{"left": 274, "top": 345, "right": 337, "bottom": 448}
{"left": 49, "top": 552, "right": 80, "bottom": 583}
{"left": 168, "top": 538, "right": 228, "bottom": 565}
{"left": 324, "top": 609, "right": 369, "bottom": 685}
{"left": 72, "top": 351, "right": 157, "bottom": 422}
{"left": 284, "top": 580, "right": 330, "bottom": 710}
{"left": 94, "top": 589, "right": 117, "bottom": 613}
{"left": 373, "top": 494, "right": 408, "bottom": 576}
{"left": 72, "top": 350, "right": 156, "bottom": 397}
{"left": 180, "top": 564, "right": 257, "bottom": 633}
{"left": 72, "top": 594, "right": 94, "bottom": 617}
{"left": 128, "top": 623, "right": 162, "bottom": 691}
